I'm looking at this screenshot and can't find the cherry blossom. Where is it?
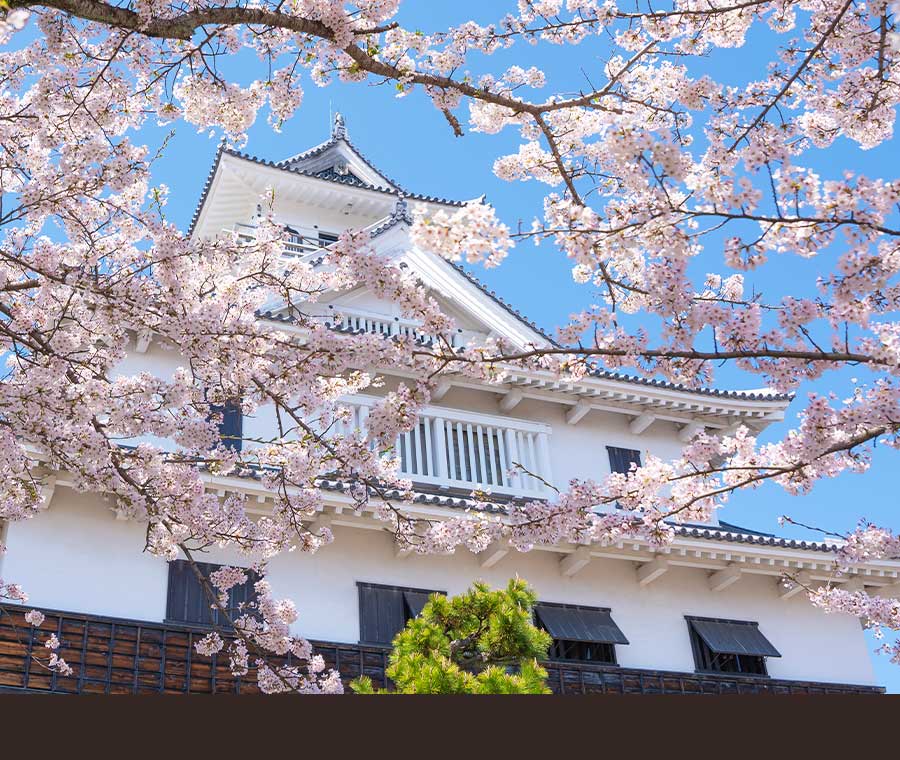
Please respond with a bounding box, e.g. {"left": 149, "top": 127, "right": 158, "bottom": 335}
{"left": 0, "top": 0, "right": 897, "bottom": 682}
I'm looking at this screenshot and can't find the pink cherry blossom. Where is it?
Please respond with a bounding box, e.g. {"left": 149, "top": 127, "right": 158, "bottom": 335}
{"left": 0, "top": 0, "right": 897, "bottom": 682}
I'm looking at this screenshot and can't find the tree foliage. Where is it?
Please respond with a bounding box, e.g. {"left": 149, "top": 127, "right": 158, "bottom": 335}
{"left": 351, "top": 579, "right": 552, "bottom": 694}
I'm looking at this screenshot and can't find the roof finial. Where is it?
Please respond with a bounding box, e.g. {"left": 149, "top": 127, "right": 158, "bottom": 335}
{"left": 332, "top": 111, "right": 347, "bottom": 140}
{"left": 391, "top": 193, "right": 413, "bottom": 225}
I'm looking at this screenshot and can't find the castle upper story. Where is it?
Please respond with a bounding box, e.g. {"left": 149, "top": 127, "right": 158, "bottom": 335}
{"left": 132, "top": 113, "right": 792, "bottom": 510}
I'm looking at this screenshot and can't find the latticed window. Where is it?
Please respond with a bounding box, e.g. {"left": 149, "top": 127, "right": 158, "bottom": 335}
{"left": 396, "top": 421, "right": 507, "bottom": 487}
{"left": 687, "top": 617, "right": 780, "bottom": 676}
{"left": 534, "top": 602, "right": 628, "bottom": 665}
{"left": 445, "top": 424, "right": 504, "bottom": 484}
{"left": 397, "top": 420, "right": 434, "bottom": 477}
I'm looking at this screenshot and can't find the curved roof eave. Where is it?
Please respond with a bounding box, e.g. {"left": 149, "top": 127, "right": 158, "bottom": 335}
{"left": 188, "top": 145, "right": 467, "bottom": 238}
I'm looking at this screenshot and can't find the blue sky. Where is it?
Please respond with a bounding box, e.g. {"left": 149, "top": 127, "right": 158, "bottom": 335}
{"left": 114, "top": 3, "right": 900, "bottom": 689}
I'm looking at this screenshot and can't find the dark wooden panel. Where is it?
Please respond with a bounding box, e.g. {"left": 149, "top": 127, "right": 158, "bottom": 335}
{"left": 0, "top": 605, "right": 885, "bottom": 695}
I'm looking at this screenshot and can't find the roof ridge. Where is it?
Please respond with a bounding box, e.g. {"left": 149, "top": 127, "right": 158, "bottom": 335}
{"left": 444, "top": 259, "right": 558, "bottom": 345}
{"left": 275, "top": 135, "right": 338, "bottom": 167}
{"left": 274, "top": 115, "right": 410, "bottom": 194}
{"left": 187, "top": 139, "right": 228, "bottom": 237}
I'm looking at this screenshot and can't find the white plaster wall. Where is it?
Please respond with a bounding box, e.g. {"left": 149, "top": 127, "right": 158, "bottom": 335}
{"left": 4, "top": 493, "right": 877, "bottom": 687}
{"left": 268, "top": 198, "right": 382, "bottom": 236}
{"left": 2, "top": 491, "right": 169, "bottom": 622}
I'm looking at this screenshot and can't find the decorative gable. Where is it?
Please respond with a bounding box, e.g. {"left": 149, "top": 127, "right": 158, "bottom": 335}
{"left": 276, "top": 112, "right": 401, "bottom": 191}
{"left": 261, "top": 199, "right": 552, "bottom": 352}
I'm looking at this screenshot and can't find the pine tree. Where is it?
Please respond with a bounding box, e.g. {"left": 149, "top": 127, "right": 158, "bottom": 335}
{"left": 351, "top": 578, "right": 553, "bottom": 694}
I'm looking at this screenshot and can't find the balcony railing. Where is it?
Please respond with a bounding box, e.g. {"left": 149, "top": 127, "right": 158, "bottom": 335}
{"left": 229, "top": 222, "right": 331, "bottom": 256}
{"left": 324, "top": 396, "right": 554, "bottom": 499}
{"left": 319, "top": 304, "right": 469, "bottom": 348}
{"left": 0, "top": 607, "right": 883, "bottom": 695}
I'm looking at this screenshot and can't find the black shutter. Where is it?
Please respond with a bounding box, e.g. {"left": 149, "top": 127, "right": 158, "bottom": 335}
{"left": 166, "top": 559, "right": 211, "bottom": 625}
{"left": 217, "top": 402, "right": 243, "bottom": 452}
{"left": 358, "top": 583, "right": 445, "bottom": 645}
{"left": 688, "top": 618, "right": 780, "bottom": 657}
{"left": 358, "top": 584, "right": 378, "bottom": 643}
{"left": 359, "top": 584, "right": 405, "bottom": 645}
{"left": 190, "top": 561, "right": 214, "bottom": 626}
{"left": 534, "top": 604, "right": 629, "bottom": 644}
{"left": 226, "top": 568, "right": 260, "bottom": 623}
{"left": 607, "top": 446, "right": 642, "bottom": 475}
{"left": 165, "top": 559, "right": 190, "bottom": 623}
{"left": 403, "top": 591, "right": 432, "bottom": 619}
{"left": 166, "top": 560, "right": 258, "bottom": 627}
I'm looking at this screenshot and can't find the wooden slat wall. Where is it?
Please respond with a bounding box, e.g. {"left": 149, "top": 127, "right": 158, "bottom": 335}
{"left": 0, "top": 606, "right": 883, "bottom": 695}
{"left": 0, "top": 607, "right": 255, "bottom": 694}
{"left": 546, "top": 662, "right": 883, "bottom": 695}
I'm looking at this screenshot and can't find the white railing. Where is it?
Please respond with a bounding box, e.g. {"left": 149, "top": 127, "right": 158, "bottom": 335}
{"left": 229, "top": 223, "right": 331, "bottom": 257}
{"left": 321, "top": 305, "right": 468, "bottom": 348}
{"left": 325, "top": 396, "right": 554, "bottom": 499}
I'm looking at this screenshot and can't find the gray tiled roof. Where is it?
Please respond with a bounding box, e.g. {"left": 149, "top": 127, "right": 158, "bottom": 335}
{"left": 216, "top": 464, "right": 838, "bottom": 554}
{"left": 671, "top": 523, "right": 834, "bottom": 552}
{"left": 438, "top": 259, "right": 792, "bottom": 403}
{"left": 581, "top": 368, "right": 792, "bottom": 402}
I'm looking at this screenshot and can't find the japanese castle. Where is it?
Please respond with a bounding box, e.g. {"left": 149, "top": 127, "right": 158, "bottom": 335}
{"left": 1, "top": 114, "right": 894, "bottom": 694}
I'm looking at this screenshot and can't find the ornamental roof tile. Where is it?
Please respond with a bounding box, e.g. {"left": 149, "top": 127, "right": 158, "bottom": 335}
{"left": 311, "top": 166, "right": 370, "bottom": 186}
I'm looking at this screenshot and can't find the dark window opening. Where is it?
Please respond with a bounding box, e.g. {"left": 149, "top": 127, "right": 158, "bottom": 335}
{"left": 211, "top": 400, "right": 243, "bottom": 452}
{"left": 165, "top": 559, "right": 259, "bottom": 628}
{"left": 317, "top": 231, "right": 339, "bottom": 247}
{"left": 607, "top": 446, "right": 642, "bottom": 475}
{"left": 534, "top": 602, "right": 627, "bottom": 665}
{"left": 357, "top": 582, "right": 444, "bottom": 646}
{"left": 547, "top": 638, "right": 617, "bottom": 665}
{"left": 687, "top": 617, "right": 779, "bottom": 676}
{"left": 606, "top": 446, "right": 642, "bottom": 508}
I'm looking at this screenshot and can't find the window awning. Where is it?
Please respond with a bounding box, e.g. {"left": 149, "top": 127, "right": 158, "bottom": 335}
{"left": 690, "top": 619, "right": 781, "bottom": 658}
{"left": 403, "top": 591, "right": 432, "bottom": 618}
{"left": 535, "top": 605, "right": 629, "bottom": 645}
